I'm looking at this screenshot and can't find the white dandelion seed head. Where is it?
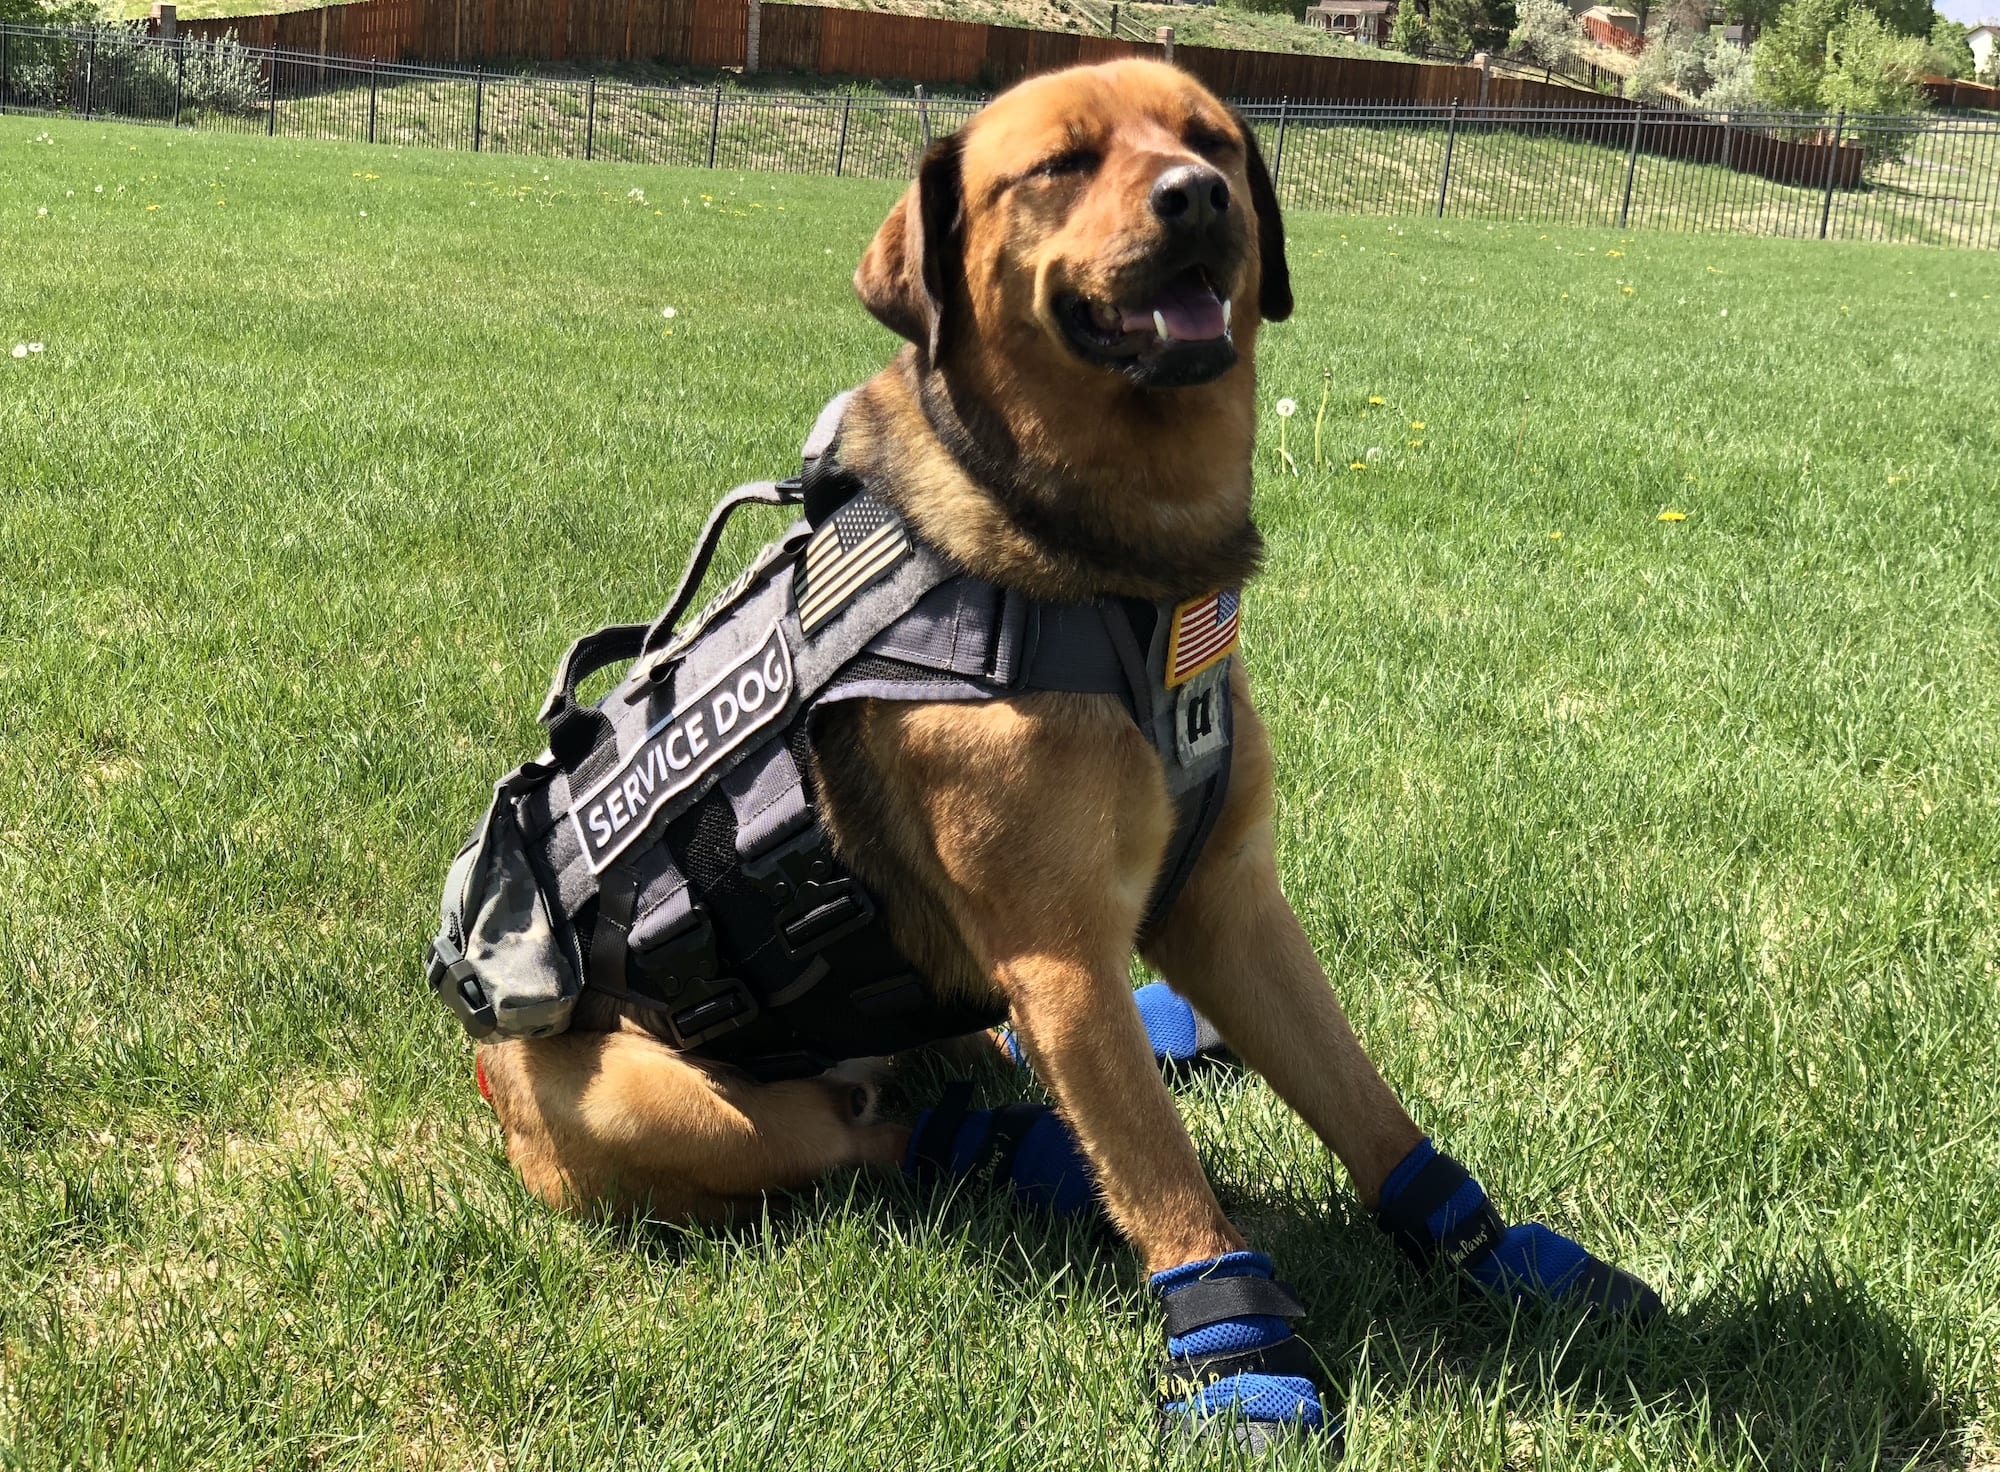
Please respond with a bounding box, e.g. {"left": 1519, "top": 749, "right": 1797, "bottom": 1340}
{"left": 10, "top": 345, "right": 26, "bottom": 359}
{"left": 661, "top": 306, "right": 677, "bottom": 319}
{"left": 28, "top": 343, "right": 43, "bottom": 353}
{"left": 1275, "top": 398, "right": 1297, "bottom": 418}
{"left": 94, "top": 184, "right": 104, "bottom": 193}
{"left": 1366, "top": 446, "right": 1383, "bottom": 461}
{"left": 359, "top": 210, "right": 367, "bottom": 217}
{"left": 37, "top": 207, "right": 48, "bottom": 217}
{"left": 1719, "top": 308, "right": 1728, "bottom": 317}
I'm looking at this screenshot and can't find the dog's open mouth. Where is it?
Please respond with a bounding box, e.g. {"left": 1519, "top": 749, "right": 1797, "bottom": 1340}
{"left": 1056, "top": 266, "right": 1239, "bottom": 387}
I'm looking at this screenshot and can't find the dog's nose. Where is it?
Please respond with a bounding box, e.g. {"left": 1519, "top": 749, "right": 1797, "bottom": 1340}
{"left": 1150, "top": 164, "right": 1230, "bottom": 232}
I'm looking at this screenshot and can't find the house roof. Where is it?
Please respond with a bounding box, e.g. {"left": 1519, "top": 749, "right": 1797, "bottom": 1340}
{"left": 1306, "top": 1, "right": 1393, "bottom": 12}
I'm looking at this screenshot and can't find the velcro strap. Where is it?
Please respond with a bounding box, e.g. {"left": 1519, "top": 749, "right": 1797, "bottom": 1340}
{"left": 908, "top": 1080, "right": 975, "bottom": 1178}
{"left": 1376, "top": 1150, "right": 1500, "bottom": 1273}
{"left": 977, "top": 1102, "right": 1045, "bottom": 1189}
{"left": 1155, "top": 1335, "right": 1320, "bottom": 1400}
{"left": 1160, "top": 1277, "right": 1307, "bottom": 1339}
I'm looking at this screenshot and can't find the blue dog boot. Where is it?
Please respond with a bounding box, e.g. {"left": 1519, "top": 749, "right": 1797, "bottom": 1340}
{"left": 1151, "top": 1251, "right": 1335, "bottom": 1451}
{"left": 1375, "top": 1139, "right": 1662, "bottom": 1321}
{"left": 997, "top": 983, "right": 1228, "bottom": 1071}
{"left": 1134, "top": 982, "right": 1230, "bottom": 1066}
{"left": 905, "top": 1081, "right": 1097, "bottom": 1216}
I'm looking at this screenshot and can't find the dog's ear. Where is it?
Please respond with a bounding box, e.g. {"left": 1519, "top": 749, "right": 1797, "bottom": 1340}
{"left": 1231, "top": 109, "right": 1292, "bottom": 324}
{"left": 854, "top": 133, "right": 966, "bottom": 365}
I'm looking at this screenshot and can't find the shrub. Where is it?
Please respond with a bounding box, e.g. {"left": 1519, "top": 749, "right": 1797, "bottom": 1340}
{"left": 1754, "top": 0, "right": 1847, "bottom": 109}
{"left": 1391, "top": 0, "right": 1434, "bottom": 52}
{"left": 1923, "top": 16, "right": 1975, "bottom": 79}
{"left": 1816, "top": 6, "right": 1928, "bottom": 113}
{"left": 1702, "top": 36, "right": 1761, "bottom": 109}
{"left": 1508, "top": 0, "right": 1581, "bottom": 68}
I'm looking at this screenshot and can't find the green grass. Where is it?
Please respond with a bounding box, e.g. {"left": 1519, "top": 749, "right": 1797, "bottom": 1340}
{"left": 3, "top": 116, "right": 1998, "bottom": 1471}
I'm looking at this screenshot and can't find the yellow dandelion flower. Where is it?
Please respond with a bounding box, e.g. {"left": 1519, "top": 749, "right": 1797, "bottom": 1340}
{"left": 1349, "top": 460, "right": 1368, "bottom": 471}
{"left": 1658, "top": 509, "right": 1687, "bottom": 522}
{"left": 145, "top": 203, "right": 159, "bottom": 211}
{"left": 1549, "top": 530, "right": 1563, "bottom": 539}
{"left": 1407, "top": 439, "right": 1424, "bottom": 448}
{"left": 1622, "top": 286, "right": 1636, "bottom": 296}
{"left": 1607, "top": 249, "right": 1625, "bottom": 258}
{"left": 1410, "top": 420, "right": 1425, "bottom": 430}
{"left": 1368, "top": 395, "right": 1384, "bottom": 405}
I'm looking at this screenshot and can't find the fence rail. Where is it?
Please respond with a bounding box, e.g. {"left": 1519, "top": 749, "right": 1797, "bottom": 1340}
{"left": 3, "top": 24, "right": 1994, "bottom": 249}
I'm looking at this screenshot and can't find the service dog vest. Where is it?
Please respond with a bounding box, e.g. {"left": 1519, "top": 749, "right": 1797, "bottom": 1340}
{"left": 426, "top": 393, "right": 1239, "bottom": 1082}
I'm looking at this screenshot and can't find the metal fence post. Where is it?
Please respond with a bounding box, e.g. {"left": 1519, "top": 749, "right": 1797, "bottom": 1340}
{"left": 834, "top": 91, "right": 851, "bottom": 177}
{"left": 1618, "top": 102, "right": 1641, "bottom": 228}
{"left": 473, "top": 65, "right": 483, "bottom": 151}
{"left": 367, "top": 57, "right": 378, "bottom": 143}
{"left": 1272, "top": 96, "right": 1290, "bottom": 193}
{"left": 583, "top": 75, "right": 596, "bottom": 160}
{"left": 172, "top": 36, "right": 184, "bottom": 127}
{"left": 1, "top": 28, "right": 9, "bottom": 116}
{"left": 1109, "top": 1, "right": 1118, "bottom": 34}
{"left": 706, "top": 84, "right": 721, "bottom": 167}
{"left": 1436, "top": 100, "right": 1460, "bottom": 217}
{"left": 1819, "top": 107, "right": 1844, "bottom": 240}
{"left": 267, "top": 52, "right": 278, "bottom": 135}
{"left": 83, "top": 32, "right": 95, "bottom": 120}
{"left": 915, "top": 83, "right": 931, "bottom": 147}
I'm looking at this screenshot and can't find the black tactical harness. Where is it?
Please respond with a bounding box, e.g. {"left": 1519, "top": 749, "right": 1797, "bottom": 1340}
{"left": 427, "top": 392, "right": 1238, "bottom": 1082}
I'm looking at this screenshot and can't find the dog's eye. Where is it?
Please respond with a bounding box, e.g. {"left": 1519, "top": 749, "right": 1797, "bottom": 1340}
{"left": 1036, "top": 150, "right": 1099, "bottom": 178}
{"left": 1185, "top": 129, "right": 1238, "bottom": 159}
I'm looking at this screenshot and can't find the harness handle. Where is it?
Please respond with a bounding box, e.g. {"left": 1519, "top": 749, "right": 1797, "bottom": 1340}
{"left": 640, "top": 479, "right": 803, "bottom": 657}
{"left": 537, "top": 622, "right": 650, "bottom": 771}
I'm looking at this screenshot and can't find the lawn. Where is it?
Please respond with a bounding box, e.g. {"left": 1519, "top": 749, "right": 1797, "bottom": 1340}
{"left": 3, "top": 116, "right": 1997, "bottom": 1471}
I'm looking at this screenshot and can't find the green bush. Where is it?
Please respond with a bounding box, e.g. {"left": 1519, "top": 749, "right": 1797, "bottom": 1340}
{"left": 1508, "top": 0, "right": 1581, "bottom": 68}
{"left": 1816, "top": 7, "right": 1928, "bottom": 113}
{"left": 1923, "top": 16, "right": 1975, "bottom": 79}
{"left": 1391, "top": 0, "right": 1433, "bottom": 51}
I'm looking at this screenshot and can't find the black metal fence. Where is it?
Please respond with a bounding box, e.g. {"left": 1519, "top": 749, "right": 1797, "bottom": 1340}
{"left": 4, "top": 22, "right": 1996, "bottom": 248}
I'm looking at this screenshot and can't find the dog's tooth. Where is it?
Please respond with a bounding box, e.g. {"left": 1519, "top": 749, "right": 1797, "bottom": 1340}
{"left": 1153, "top": 310, "right": 1171, "bottom": 341}
{"left": 1222, "top": 299, "right": 1232, "bottom": 330}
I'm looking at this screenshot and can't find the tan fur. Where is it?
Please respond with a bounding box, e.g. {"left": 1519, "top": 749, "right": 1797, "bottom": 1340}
{"left": 482, "top": 59, "right": 1422, "bottom": 1269}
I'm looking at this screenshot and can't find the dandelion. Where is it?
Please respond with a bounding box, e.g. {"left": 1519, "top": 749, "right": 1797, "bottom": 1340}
{"left": 662, "top": 306, "right": 678, "bottom": 319}
{"left": 9, "top": 345, "right": 25, "bottom": 359}
{"left": 94, "top": 184, "right": 104, "bottom": 194}
{"left": 1607, "top": 249, "right": 1625, "bottom": 258}
{"left": 1273, "top": 399, "right": 1298, "bottom": 475}
{"left": 1365, "top": 446, "right": 1382, "bottom": 462}
{"left": 1719, "top": 308, "right": 1728, "bottom": 318}
{"left": 1348, "top": 460, "right": 1368, "bottom": 471}
{"left": 146, "top": 204, "right": 159, "bottom": 211}
{"left": 37, "top": 207, "right": 47, "bottom": 217}
{"left": 359, "top": 210, "right": 367, "bottom": 218}
{"left": 1622, "top": 286, "right": 1635, "bottom": 296}
{"left": 1549, "top": 530, "right": 1563, "bottom": 539}
{"left": 1658, "top": 509, "right": 1687, "bottom": 522}
{"left": 1368, "top": 395, "right": 1384, "bottom": 406}
{"left": 1408, "top": 439, "right": 1424, "bottom": 449}
{"left": 1410, "top": 420, "right": 1425, "bottom": 431}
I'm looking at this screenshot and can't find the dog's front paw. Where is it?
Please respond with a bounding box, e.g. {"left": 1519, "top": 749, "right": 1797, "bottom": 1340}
{"left": 1376, "top": 1139, "right": 1662, "bottom": 1321}
{"left": 1152, "top": 1251, "right": 1336, "bottom": 1451}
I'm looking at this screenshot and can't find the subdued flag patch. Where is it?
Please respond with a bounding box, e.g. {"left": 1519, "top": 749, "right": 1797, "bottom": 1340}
{"left": 1165, "top": 587, "right": 1240, "bottom": 688}
{"left": 797, "top": 497, "right": 911, "bottom": 635}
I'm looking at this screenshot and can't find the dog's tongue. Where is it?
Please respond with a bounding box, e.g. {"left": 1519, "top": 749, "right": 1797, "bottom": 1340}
{"left": 1122, "top": 275, "right": 1227, "bottom": 342}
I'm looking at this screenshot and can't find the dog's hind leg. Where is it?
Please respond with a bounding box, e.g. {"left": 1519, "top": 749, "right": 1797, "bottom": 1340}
{"left": 475, "top": 1025, "right": 909, "bottom": 1224}
{"left": 1141, "top": 662, "right": 1424, "bottom": 1209}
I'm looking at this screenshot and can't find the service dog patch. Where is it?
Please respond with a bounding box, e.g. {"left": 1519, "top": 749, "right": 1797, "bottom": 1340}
{"left": 1165, "top": 586, "right": 1240, "bottom": 688}
{"left": 572, "top": 623, "right": 793, "bottom": 873}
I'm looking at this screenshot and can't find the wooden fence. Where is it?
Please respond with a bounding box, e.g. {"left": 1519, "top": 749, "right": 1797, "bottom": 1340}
{"left": 159, "top": 0, "right": 1861, "bottom": 187}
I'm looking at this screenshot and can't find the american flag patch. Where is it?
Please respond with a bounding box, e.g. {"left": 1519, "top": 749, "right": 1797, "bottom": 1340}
{"left": 1165, "top": 587, "right": 1241, "bottom": 688}
{"left": 796, "top": 497, "right": 911, "bottom": 635}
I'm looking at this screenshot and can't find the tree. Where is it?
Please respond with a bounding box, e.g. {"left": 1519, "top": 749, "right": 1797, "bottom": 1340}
{"left": 1428, "top": 0, "right": 1516, "bottom": 51}
{"left": 1817, "top": 6, "right": 1930, "bottom": 110}
{"left": 1391, "top": 0, "right": 1435, "bottom": 51}
{"left": 1508, "top": 0, "right": 1582, "bottom": 65}
{"left": 1851, "top": 0, "right": 1931, "bottom": 39}
{"left": 0, "top": 0, "right": 97, "bottom": 20}
{"left": 1703, "top": 36, "right": 1761, "bottom": 107}
{"left": 1924, "top": 16, "right": 1976, "bottom": 78}
{"left": 1755, "top": 0, "right": 1848, "bottom": 108}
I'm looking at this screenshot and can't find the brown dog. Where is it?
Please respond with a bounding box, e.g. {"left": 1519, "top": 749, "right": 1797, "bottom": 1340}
{"left": 479, "top": 56, "right": 1427, "bottom": 1294}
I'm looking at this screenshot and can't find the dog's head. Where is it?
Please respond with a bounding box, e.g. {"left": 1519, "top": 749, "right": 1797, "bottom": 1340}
{"left": 855, "top": 60, "right": 1290, "bottom": 393}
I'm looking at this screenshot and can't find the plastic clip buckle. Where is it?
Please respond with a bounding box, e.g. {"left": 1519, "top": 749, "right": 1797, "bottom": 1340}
{"left": 742, "top": 826, "right": 876, "bottom": 959}
{"left": 427, "top": 945, "right": 497, "bottom": 1036}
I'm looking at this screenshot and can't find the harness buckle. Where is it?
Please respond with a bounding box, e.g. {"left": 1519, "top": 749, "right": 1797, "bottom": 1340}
{"left": 628, "top": 903, "right": 722, "bottom": 1002}
{"left": 665, "top": 975, "right": 760, "bottom": 1051}
{"left": 427, "top": 944, "right": 498, "bottom": 1036}
{"left": 742, "top": 826, "right": 877, "bottom": 959}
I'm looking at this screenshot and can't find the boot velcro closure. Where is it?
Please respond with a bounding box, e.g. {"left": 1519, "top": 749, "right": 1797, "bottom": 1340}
{"left": 1159, "top": 1276, "right": 1307, "bottom": 1339}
